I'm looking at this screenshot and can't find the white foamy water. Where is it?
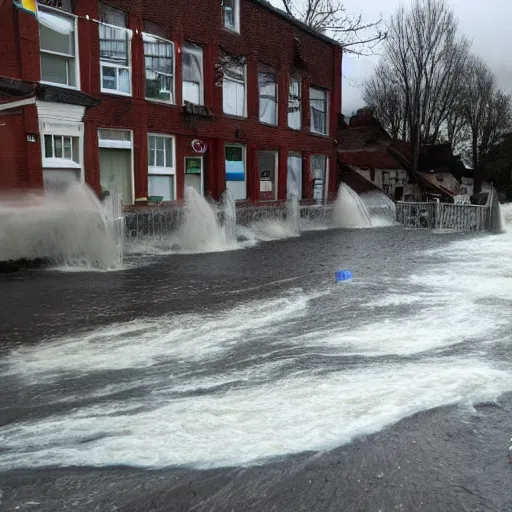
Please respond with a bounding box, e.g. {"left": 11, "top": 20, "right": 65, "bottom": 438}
{"left": 0, "top": 184, "right": 123, "bottom": 270}
{"left": 1, "top": 215, "right": 512, "bottom": 471}
{"left": 0, "top": 359, "right": 510, "bottom": 470}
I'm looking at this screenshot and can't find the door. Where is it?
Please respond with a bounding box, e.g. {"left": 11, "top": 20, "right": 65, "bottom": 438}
{"left": 258, "top": 150, "right": 278, "bottom": 200}
{"left": 185, "top": 156, "right": 203, "bottom": 195}
{"left": 99, "top": 148, "right": 133, "bottom": 205}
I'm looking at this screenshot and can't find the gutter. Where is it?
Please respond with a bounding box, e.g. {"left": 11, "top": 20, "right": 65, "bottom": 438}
{"left": 0, "top": 96, "right": 36, "bottom": 112}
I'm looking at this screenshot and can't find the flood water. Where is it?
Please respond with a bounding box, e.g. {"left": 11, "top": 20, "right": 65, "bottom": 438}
{"left": 0, "top": 213, "right": 512, "bottom": 511}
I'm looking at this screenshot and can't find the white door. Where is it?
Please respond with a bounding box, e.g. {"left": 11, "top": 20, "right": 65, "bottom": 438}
{"left": 99, "top": 148, "right": 133, "bottom": 205}
{"left": 184, "top": 156, "right": 203, "bottom": 195}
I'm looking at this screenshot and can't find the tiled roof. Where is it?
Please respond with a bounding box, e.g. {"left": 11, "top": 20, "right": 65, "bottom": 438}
{"left": 338, "top": 150, "right": 402, "bottom": 170}
{"left": 337, "top": 165, "right": 380, "bottom": 195}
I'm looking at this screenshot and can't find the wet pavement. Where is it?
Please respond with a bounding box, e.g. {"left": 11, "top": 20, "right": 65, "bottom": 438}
{"left": 1, "top": 226, "right": 511, "bottom": 512}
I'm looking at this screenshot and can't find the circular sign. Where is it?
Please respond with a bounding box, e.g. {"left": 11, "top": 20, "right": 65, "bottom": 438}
{"left": 192, "top": 139, "right": 207, "bottom": 154}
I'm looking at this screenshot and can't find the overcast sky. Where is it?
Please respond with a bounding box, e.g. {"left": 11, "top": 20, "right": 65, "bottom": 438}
{"left": 268, "top": 0, "right": 512, "bottom": 115}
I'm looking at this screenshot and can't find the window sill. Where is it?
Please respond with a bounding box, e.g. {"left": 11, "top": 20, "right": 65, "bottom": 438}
{"left": 259, "top": 121, "right": 279, "bottom": 128}
{"left": 146, "top": 98, "right": 176, "bottom": 107}
{"left": 40, "top": 80, "right": 79, "bottom": 91}
{"left": 148, "top": 167, "right": 176, "bottom": 176}
{"left": 223, "top": 113, "right": 248, "bottom": 120}
{"left": 310, "top": 130, "right": 330, "bottom": 138}
{"left": 222, "top": 26, "right": 241, "bottom": 35}
{"left": 42, "top": 158, "right": 81, "bottom": 169}
{"left": 101, "top": 89, "right": 132, "bottom": 98}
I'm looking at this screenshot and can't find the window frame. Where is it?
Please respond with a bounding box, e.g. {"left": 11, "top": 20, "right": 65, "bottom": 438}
{"left": 310, "top": 86, "right": 329, "bottom": 136}
{"left": 222, "top": 60, "right": 247, "bottom": 118}
{"left": 310, "top": 154, "right": 330, "bottom": 203}
{"left": 38, "top": 5, "right": 80, "bottom": 90}
{"left": 225, "top": 143, "right": 247, "bottom": 200}
{"left": 287, "top": 152, "right": 303, "bottom": 200}
{"left": 258, "top": 67, "right": 278, "bottom": 126}
{"left": 98, "top": 128, "right": 135, "bottom": 205}
{"left": 143, "top": 32, "right": 175, "bottom": 105}
{"left": 288, "top": 76, "right": 302, "bottom": 130}
{"left": 182, "top": 42, "right": 204, "bottom": 106}
{"left": 222, "top": 0, "right": 241, "bottom": 34}
{"left": 99, "top": 20, "right": 132, "bottom": 97}
{"left": 148, "top": 133, "right": 176, "bottom": 202}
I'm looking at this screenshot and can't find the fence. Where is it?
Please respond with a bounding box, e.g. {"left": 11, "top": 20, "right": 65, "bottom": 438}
{"left": 395, "top": 201, "right": 490, "bottom": 232}
{"left": 124, "top": 203, "right": 334, "bottom": 239}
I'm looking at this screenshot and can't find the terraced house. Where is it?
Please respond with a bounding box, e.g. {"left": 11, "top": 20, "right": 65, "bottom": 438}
{"left": 0, "top": 0, "right": 342, "bottom": 206}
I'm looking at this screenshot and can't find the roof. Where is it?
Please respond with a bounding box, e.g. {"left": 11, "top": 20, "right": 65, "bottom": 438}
{"left": 337, "top": 164, "right": 381, "bottom": 195}
{"left": 250, "top": 0, "right": 342, "bottom": 48}
{"left": 0, "top": 76, "right": 100, "bottom": 108}
{"left": 338, "top": 150, "right": 402, "bottom": 170}
{"left": 416, "top": 172, "right": 461, "bottom": 198}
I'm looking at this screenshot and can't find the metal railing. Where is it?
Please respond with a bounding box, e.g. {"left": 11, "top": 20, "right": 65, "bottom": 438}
{"left": 395, "top": 201, "right": 490, "bottom": 232}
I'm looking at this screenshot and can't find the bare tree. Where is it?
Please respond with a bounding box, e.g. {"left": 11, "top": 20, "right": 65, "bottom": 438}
{"left": 460, "top": 57, "right": 512, "bottom": 194}
{"left": 363, "top": 0, "right": 469, "bottom": 169}
{"left": 281, "top": 0, "right": 385, "bottom": 55}
{"left": 362, "top": 62, "right": 406, "bottom": 139}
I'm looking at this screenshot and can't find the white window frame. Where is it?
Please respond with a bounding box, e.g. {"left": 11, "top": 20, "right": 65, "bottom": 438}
{"left": 143, "top": 32, "right": 175, "bottom": 105}
{"left": 258, "top": 68, "right": 278, "bottom": 126}
{"left": 182, "top": 43, "right": 204, "bottom": 106}
{"left": 222, "top": 0, "right": 240, "bottom": 33}
{"left": 38, "top": 6, "right": 80, "bottom": 90}
{"left": 184, "top": 156, "right": 204, "bottom": 197}
{"left": 148, "top": 133, "right": 176, "bottom": 201}
{"left": 98, "top": 128, "right": 135, "bottom": 204}
{"left": 310, "top": 86, "right": 329, "bottom": 136}
{"left": 288, "top": 76, "right": 301, "bottom": 130}
{"left": 311, "top": 154, "right": 330, "bottom": 203}
{"left": 99, "top": 22, "right": 132, "bottom": 97}
{"left": 222, "top": 61, "right": 247, "bottom": 117}
{"left": 225, "top": 143, "right": 247, "bottom": 200}
{"left": 287, "top": 152, "right": 303, "bottom": 200}
{"left": 42, "top": 134, "right": 81, "bottom": 169}
{"left": 37, "top": 102, "right": 85, "bottom": 185}
{"left": 258, "top": 150, "right": 279, "bottom": 201}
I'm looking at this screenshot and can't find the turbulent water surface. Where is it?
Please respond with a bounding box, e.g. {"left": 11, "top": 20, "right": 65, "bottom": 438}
{"left": 0, "top": 212, "right": 512, "bottom": 511}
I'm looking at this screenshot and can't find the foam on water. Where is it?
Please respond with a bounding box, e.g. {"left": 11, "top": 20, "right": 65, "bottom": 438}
{"left": 0, "top": 359, "right": 510, "bottom": 470}
{"left": 3, "top": 292, "right": 312, "bottom": 380}
{"left": 2, "top": 211, "right": 512, "bottom": 471}
{"left": 360, "top": 189, "right": 397, "bottom": 227}
{"left": 333, "top": 183, "right": 372, "bottom": 228}
{"left": 0, "top": 183, "right": 123, "bottom": 270}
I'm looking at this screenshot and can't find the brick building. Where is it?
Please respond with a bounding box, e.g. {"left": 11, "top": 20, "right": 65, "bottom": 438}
{"left": 0, "top": 0, "right": 342, "bottom": 207}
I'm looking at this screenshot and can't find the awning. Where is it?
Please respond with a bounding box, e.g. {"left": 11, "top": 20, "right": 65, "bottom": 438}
{"left": 38, "top": 10, "right": 74, "bottom": 35}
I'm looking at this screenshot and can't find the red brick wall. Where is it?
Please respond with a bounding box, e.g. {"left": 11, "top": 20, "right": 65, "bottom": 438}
{"left": 0, "top": 110, "right": 25, "bottom": 189}
{"left": 0, "top": 0, "right": 342, "bottom": 202}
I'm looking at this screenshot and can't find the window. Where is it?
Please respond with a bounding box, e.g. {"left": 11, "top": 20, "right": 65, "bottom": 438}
{"left": 225, "top": 144, "right": 246, "bottom": 200}
{"left": 223, "top": 0, "right": 240, "bottom": 33}
{"left": 310, "top": 87, "right": 328, "bottom": 135}
{"left": 99, "top": 4, "right": 131, "bottom": 95}
{"left": 223, "top": 60, "right": 246, "bottom": 117}
{"left": 148, "top": 134, "right": 175, "bottom": 201}
{"left": 311, "top": 154, "right": 328, "bottom": 203}
{"left": 182, "top": 43, "right": 204, "bottom": 105}
{"left": 258, "top": 69, "right": 277, "bottom": 125}
{"left": 258, "top": 150, "right": 278, "bottom": 200}
{"left": 287, "top": 153, "right": 302, "bottom": 199}
{"left": 143, "top": 33, "right": 174, "bottom": 103}
{"left": 38, "top": 8, "right": 77, "bottom": 87}
{"left": 288, "top": 77, "right": 301, "bottom": 130}
{"left": 44, "top": 134, "right": 79, "bottom": 164}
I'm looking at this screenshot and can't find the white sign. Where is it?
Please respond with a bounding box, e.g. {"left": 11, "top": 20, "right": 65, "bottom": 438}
{"left": 260, "top": 181, "right": 272, "bottom": 192}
